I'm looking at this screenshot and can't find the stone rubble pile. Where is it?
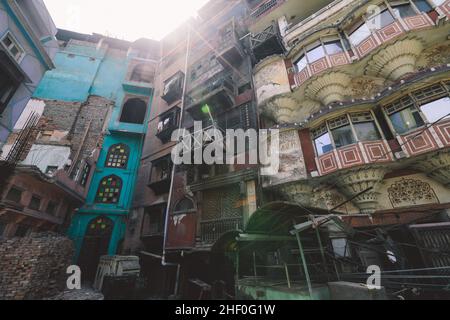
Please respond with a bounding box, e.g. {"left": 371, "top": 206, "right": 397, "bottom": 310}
{"left": 0, "top": 232, "right": 74, "bottom": 300}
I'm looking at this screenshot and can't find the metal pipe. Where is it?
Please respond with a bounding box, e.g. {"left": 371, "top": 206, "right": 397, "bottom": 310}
{"left": 161, "top": 23, "right": 192, "bottom": 268}
{"left": 284, "top": 263, "right": 291, "bottom": 289}
{"left": 295, "top": 232, "right": 313, "bottom": 298}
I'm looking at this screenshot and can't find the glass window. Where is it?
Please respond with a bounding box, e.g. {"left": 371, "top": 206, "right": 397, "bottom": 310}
{"left": 354, "top": 122, "right": 382, "bottom": 141}
{"left": 6, "top": 187, "right": 22, "bottom": 203}
{"left": 314, "top": 132, "right": 333, "bottom": 156}
{"left": 367, "top": 9, "right": 396, "bottom": 30}
{"left": 331, "top": 125, "right": 356, "bottom": 148}
{"left": 80, "top": 163, "right": 91, "bottom": 187}
{"left": 306, "top": 44, "right": 326, "bottom": 63}
{"left": 351, "top": 112, "right": 382, "bottom": 141}
{"left": 323, "top": 40, "right": 344, "bottom": 55}
{"left": 392, "top": 3, "right": 418, "bottom": 18}
{"left": 46, "top": 201, "right": 57, "bottom": 215}
{"left": 96, "top": 175, "right": 122, "bottom": 204}
{"left": 29, "top": 195, "right": 41, "bottom": 211}
{"left": 105, "top": 144, "right": 130, "bottom": 169}
{"left": 413, "top": 0, "right": 433, "bottom": 12}
{"left": 295, "top": 54, "right": 308, "bottom": 72}
{"left": 430, "top": 0, "right": 445, "bottom": 6}
{"left": 389, "top": 106, "right": 425, "bottom": 133}
{"left": 349, "top": 22, "right": 372, "bottom": 46}
{"left": 420, "top": 97, "right": 450, "bottom": 122}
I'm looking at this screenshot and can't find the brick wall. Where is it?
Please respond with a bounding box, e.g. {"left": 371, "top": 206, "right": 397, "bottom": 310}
{"left": 0, "top": 232, "right": 74, "bottom": 300}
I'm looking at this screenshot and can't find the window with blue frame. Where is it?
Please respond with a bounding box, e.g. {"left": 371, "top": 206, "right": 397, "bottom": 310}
{"left": 105, "top": 144, "right": 130, "bottom": 169}
{"left": 95, "top": 175, "right": 123, "bottom": 204}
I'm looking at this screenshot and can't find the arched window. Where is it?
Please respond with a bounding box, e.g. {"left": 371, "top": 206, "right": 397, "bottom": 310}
{"left": 105, "top": 144, "right": 130, "bottom": 169}
{"left": 95, "top": 175, "right": 122, "bottom": 204}
{"left": 173, "top": 197, "right": 195, "bottom": 215}
{"left": 120, "top": 98, "right": 147, "bottom": 124}
{"left": 130, "top": 64, "right": 154, "bottom": 83}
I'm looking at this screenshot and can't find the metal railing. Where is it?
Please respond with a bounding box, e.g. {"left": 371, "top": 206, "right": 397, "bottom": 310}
{"left": 250, "top": 0, "right": 284, "bottom": 20}
{"left": 200, "top": 217, "right": 243, "bottom": 243}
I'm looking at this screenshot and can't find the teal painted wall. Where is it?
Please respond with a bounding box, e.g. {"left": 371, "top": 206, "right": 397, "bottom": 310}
{"left": 33, "top": 38, "right": 154, "bottom": 260}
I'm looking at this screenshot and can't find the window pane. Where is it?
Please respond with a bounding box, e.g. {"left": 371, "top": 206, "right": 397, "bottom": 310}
{"left": 349, "top": 23, "right": 371, "bottom": 46}
{"left": 413, "top": 0, "right": 433, "bottom": 12}
{"left": 306, "top": 45, "right": 326, "bottom": 63}
{"left": 295, "top": 54, "right": 308, "bottom": 71}
{"left": 368, "top": 10, "right": 395, "bottom": 30}
{"left": 314, "top": 132, "right": 333, "bottom": 156}
{"left": 332, "top": 125, "right": 356, "bottom": 148}
{"left": 420, "top": 97, "right": 450, "bottom": 122}
{"left": 392, "top": 3, "right": 417, "bottom": 18}
{"left": 323, "top": 40, "right": 344, "bottom": 55}
{"left": 389, "top": 106, "right": 425, "bottom": 134}
{"left": 354, "top": 122, "right": 382, "bottom": 141}
{"left": 2, "top": 36, "right": 12, "bottom": 47}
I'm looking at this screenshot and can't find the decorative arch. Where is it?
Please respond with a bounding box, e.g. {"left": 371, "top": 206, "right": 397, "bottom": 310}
{"left": 105, "top": 143, "right": 130, "bottom": 169}
{"left": 95, "top": 175, "right": 123, "bottom": 204}
{"left": 120, "top": 97, "right": 147, "bottom": 124}
{"left": 173, "top": 197, "right": 196, "bottom": 215}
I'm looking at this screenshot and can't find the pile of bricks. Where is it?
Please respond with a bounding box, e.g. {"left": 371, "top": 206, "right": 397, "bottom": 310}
{"left": 0, "top": 232, "right": 74, "bottom": 300}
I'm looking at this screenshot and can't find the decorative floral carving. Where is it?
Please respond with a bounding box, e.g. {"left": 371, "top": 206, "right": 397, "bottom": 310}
{"left": 349, "top": 77, "right": 384, "bottom": 99}
{"left": 418, "top": 43, "right": 450, "bottom": 69}
{"left": 388, "top": 178, "right": 438, "bottom": 208}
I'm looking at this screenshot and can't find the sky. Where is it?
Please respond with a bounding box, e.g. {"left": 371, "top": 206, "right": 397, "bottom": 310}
{"left": 43, "top": 0, "right": 210, "bottom": 41}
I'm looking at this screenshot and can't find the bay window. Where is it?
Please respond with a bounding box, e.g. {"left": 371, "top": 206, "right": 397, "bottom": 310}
{"left": 312, "top": 111, "right": 384, "bottom": 156}
{"left": 293, "top": 37, "right": 345, "bottom": 72}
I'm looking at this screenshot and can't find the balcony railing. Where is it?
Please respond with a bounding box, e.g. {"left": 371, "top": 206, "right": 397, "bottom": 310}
{"left": 200, "top": 217, "right": 243, "bottom": 244}
{"left": 250, "top": 23, "right": 285, "bottom": 62}
{"left": 250, "top": 0, "right": 285, "bottom": 20}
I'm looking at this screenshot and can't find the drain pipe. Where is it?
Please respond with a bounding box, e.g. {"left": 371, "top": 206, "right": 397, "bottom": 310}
{"left": 161, "top": 23, "right": 192, "bottom": 297}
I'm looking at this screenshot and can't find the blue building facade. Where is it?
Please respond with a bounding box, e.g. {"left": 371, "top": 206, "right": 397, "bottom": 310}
{"left": 32, "top": 31, "right": 159, "bottom": 275}
{"left": 0, "top": 0, "right": 57, "bottom": 149}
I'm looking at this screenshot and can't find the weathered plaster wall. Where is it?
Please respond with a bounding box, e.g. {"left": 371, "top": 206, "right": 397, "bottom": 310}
{"left": 0, "top": 0, "right": 54, "bottom": 145}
